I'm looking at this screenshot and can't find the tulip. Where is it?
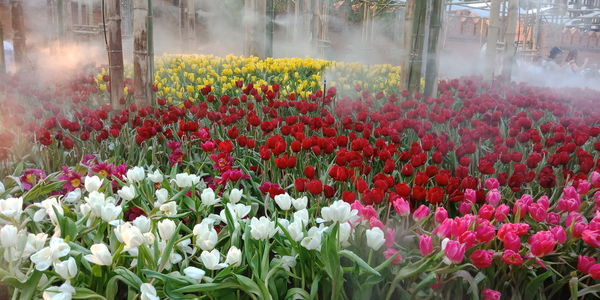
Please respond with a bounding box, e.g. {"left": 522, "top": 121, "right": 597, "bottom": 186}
{"left": 64, "top": 188, "right": 82, "bottom": 203}
{"left": 464, "top": 189, "right": 476, "bottom": 203}
{"left": 321, "top": 200, "right": 357, "bottom": 223}
{"left": 339, "top": 222, "right": 352, "bottom": 247}
{"left": 293, "top": 209, "right": 309, "bottom": 225}
{"left": 578, "top": 256, "right": 595, "bottom": 273}
{"left": 287, "top": 219, "right": 305, "bottom": 242}
{"left": 117, "top": 223, "right": 145, "bottom": 250}
{"left": 30, "top": 237, "right": 71, "bottom": 271}
{"left": 434, "top": 207, "right": 448, "bottom": 223}
{"left": 292, "top": 196, "right": 308, "bottom": 210}
{"left": 100, "top": 203, "right": 122, "bottom": 223}
{"left": 392, "top": 197, "right": 410, "bottom": 216}
{"left": 459, "top": 201, "right": 472, "bottom": 215}
{"left": 159, "top": 202, "right": 178, "bottom": 216}
{"left": 0, "top": 181, "right": 4, "bottom": 194}
{"left": 183, "top": 266, "right": 206, "bottom": 282}
{"left": 443, "top": 240, "right": 465, "bottom": 264}
{"left": 126, "top": 167, "right": 145, "bottom": 182}
{"left": 84, "top": 243, "right": 113, "bottom": 266}
{"left": 529, "top": 231, "right": 556, "bottom": 257}
{"left": 201, "top": 249, "right": 228, "bottom": 270}
{"left": 132, "top": 216, "right": 151, "bottom": 233}
{"left": 154, "top": 188, "right": 169, "bottom": 206}
{"left": 502, "top": 250, "right": 523, "bottom": 265}
{"left": 413, "top": 205, "right": 430, "bottom": 221}
{"left": 147, "top": 170, "right": 163, "bottom": 183}
{"left": 485, "top": 178, "right": 500, "bottom": 190}
{"left": 550, "top": 226, "right": 567, "bottom": 243}
{"left": 274, "top": 193, "right": 293, "bottom": 210}
{"left": 140, "top": 283, "right": 160, "bottom": 300}
{"left": 201, "top": 188, "right": 220, "bottom": 206}
{"left": 301, "top": 226, "right": 324, "bottom": 251}
{"left": 419, "top": 234, "right": 434, "bottom": 256}
{"left": 366, "top": 227, "right": 385, "bottom": 251}
{"left": 42, "top": 282, "right": 75, "bottom": 300}
{"left": 470, "top": 249, "right": 494, "bottom": 269}
{"left": 158, "top": 219, "right": 177, "bottom": 241}
{"left": 0, "top": 225, "right": 18, "bottom": 248}
{"left": 225, "top": 246, "right": 242, "bottom": 267}
{"left": 229, "top": 188, "right": 243, "bottom": 204}
{"left": 118, "top": 185, "right": 136, "bottom": 201}
{"left": 482, "top": 288, "right": 501, "bottom": 300}
{"left": 0, "top": 197, "right": 22, "bottom": 221}
{"left": 589, "top": 264, "right": 600, "bottom": 280}
{"left": 54, "top": 257, "right": 78, "bottom": 280}
{"left": 193, "top": 222, "right": 218, "bottom": 251}
{"left": 486, "top": 189, "right": 501, "bottom": 206}
{"left": 383, "top": 248, "right": 402, "bottom": 264}
{"left": 250, "top": 217, "right": 278, "bottom": 241}
{"left": 175, "top": 173, "right": 200, "bottom": 188}
{"left": 84, "top": 176, "right": 103, "bottom": 193}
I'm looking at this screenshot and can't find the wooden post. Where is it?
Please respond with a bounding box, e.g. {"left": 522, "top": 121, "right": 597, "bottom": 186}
{"left": 485, "top": 0, "right": 501, "bottom": 81}
{"left": 147, "top": 0, "right": 154, "bottom": 103}
{"left": 502, "top": 0, "right": 519, "bottom": 82}
{"left": 266, "top": 0, "right": 274, "bottom": 57}
{"left": 107, "top": 0, "right": 125, "bottom": 108}
{"left": 133, "top": 0, "right": 150, "bottom": 106}
{"left": 532, "top": 0, "right": 542, "bottom": 50}
{"left": 244, "top": 0, "right": 266, "bottom": 58}
{"left": 401, "top": 0, "right": 415, "bottom": 92}
{"left": 0, "top": 22, "right": 5, "bottom": 74}
{"left": 185, "top": 0, "right": 195, "bottom": 51}
{"left": 402, "top": 0, "right": 427, "bottom": 93}
{"left": 10, "top": 0, "right": 26, "bottom": 68}
{"left": 424, "top": 0, "right": 444, "bottom": 98}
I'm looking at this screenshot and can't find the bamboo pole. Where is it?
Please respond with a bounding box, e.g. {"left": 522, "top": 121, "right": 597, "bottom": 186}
{"left": 10, "top": 0, "right": 26, "bottom": 68}
{"left": 501, "top": 0, "right": 519, "bottom": 82}
{"left": 133, "top": 0, "right": 150, "bottom": 106}
{"left": 107, "top": 0, "right": 125, "bottom": 108}
{"left": 0, "top": 22, "right": 5, "bottom": 74}
{"left": 485, "top": 0, "right": 501, "bottom": 81}
{"left": 424, "top": 0, "right": 444, "bottom": 98}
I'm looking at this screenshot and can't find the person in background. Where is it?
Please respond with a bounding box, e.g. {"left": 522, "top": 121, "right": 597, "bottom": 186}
{"left": 562, "top": 49, "right": 588, "bottom": 73}
{"left": 3, "top": 40, "right": 14, "bottom": 73}
{"left": 543, "top": 46, "right": 563, "bottom": 71}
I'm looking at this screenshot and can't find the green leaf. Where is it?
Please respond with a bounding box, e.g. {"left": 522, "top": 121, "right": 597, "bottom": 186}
{"left": 453, "top": 270, "right": 479, "bottom": 300}
{"left": 524, "top": 270, "right": 553, "bottom": 300}
{"left": 235, "top": 274, "right": 263, "bottom": 299}
{"left": 578, "top": 283, "right": 600, "bottom": 298}
{"left": 19, "top": 270, "right": 43, "bottom": 300}
{"left": 172, "top": 282, "right": 241, "bottom": 293}
{"left": 309, "top": 273, "right": 321, "bottom": 300}
{"left": 157, "top": 223, "right": 182, "bottom": 272}
{"left": 113, "top": 267, "right": 144, "bottom": 289}
{"left": 285, "top": 288, "right": 310, "bottom": 300}
{"left": 73, "top": 287, "right": 108, "bottom": 299}
{"left": 339, "top": 249, "right": 380, "bottom": 277}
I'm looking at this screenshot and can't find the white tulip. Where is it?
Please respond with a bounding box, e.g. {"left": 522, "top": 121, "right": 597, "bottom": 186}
{"left": 321, "top": 200, "right": 358, "bottom": 223}
{"left": 121, "top": 225, "right": 145, "bottom": 250}
{"left": 158, "top": 219, "right": 176, "bottom": 241}
{"left": 30, "top": 237, "right": 70, "bottom": 271}
{"left": 84, "top": 243, "right": 113, "bottom": 266}
{"left": 201, "top": 249, "right": 228, "bottom": 270}
{"left": 281, "top": 255, "right": 297, "bottom": 272}
{"left": 175, "top": 173, "right": 200, "bottom": 188}
{"left": 229, "top": 188, "right": 243, "bottom": 204}
{"left": 147, "top": 170, "right": 164, "bottom": 183}
{"left": 287, "top": 219, "right": 305, "bottom": 242}
{"left": 201, "top": 188, "right": 220, "bottom": 206}
{"left": 183, "top": 266, "right": 206, "bottom": 282}
{"left": 132, "top": 216, "right": 151, "bottom": 233}
{"left": 225, "top": 246, "right": 242, "bottom": 267}
{"left": 63, "top": 188, "right": 81, "bottom": 203}
{"left": 143, "top": 232, "right": 156, "bottom": 245}
{"left": 159, "top": 201, "right": 177, "bottom": 216}
{"left": 154, "top": 188, "right": 169, "bottom": 207}
{"left": 0, "top": 225, "right": 18, "bottom": 248}
{"left": 274, "top": 193, "right": 293, "bottom": 210}
{"left": 84, "top": 176, "right": 103, "bottom": 193}
{"left": 365, "top": 227, "right": 385, "bottom": 251}
{"left": 33, "top": 198, "right": 64, "bottom": 224}
{"left": 0, "top": 197, "right": 23, "bottom": 221}
{"left": 292, "top": 196, "right": 308, "bottom": 210}
{"left": 249, "top": 217, "right": 277, "bottom": 240}
{"left": 339, "top": 222, "right": 352, "bottom": 247}
{"left": 220, "top": 203, "right": 251, "bottom": 225}
{"left": 126, "top": 167, "right": 145, "bottom": 183}
{"left": 117, "top": 185, "right": 136, "bottom": 201}
{"left": 0, "top": 181, "right": 4, "bottom": 194}
{"left": 85, "top": 191, "right": 106, "bottom": 217}
{"left": 54, "top": 257, "right": 78, "bottom": 280}
{"left": 43, "top": 282, "right": 75, "bottom": 300}
{"left": 23, "top": 233, "right": 48, "bottom": 258}
{"left": 277, "top": 219, "right": 290, "bottom": 233}
{"left": 140, "top": 283, "right": 160, "bottom": 300}
{"left": 100, "top": 203, "right": 122, "bottom": 223}
{"left": 293, "top": 209, "right": 309, "bottom": 225}
{"left": 193, "top": 222, "right": 218, "bottom": 251}
{"left": 301, "top": 227, "right": 323, "bottom": 251}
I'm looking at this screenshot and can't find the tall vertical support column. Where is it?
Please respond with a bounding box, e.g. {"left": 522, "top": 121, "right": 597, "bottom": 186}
{"left": 107, "top": 0, "right": 125, "bottom": 108}
{"left": 133, "top": 0, "right": 150, "bottom": 106}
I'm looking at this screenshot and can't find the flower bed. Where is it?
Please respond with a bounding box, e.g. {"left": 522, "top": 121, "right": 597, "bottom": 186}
{"left": 0, "top": 57, "right": 600, "bottom": 299}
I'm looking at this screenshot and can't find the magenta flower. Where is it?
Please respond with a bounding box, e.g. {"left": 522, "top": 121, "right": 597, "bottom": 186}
{"left": 20, "top": 169, "right": 46, "bottom": 190}
{"left": 392, "top": 197, "right": 410, "bottom": 216}
{"left": 419, "top": 234, "right": 434, "bottom": 256}
{"left": 413, "top": 205, "right": 430, "bottom": 222}
{"left": 57, "top": 167, "right": 83, "bottom": 192}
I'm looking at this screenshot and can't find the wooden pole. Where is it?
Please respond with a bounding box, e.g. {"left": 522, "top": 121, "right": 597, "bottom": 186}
{"left": 244, "top": 0, "right": 266, "bottom": 58}
{"left": 147, "top": 0, "right": 154, "bottom": 104}
{"left": 424, "top": 0, "right": 444, "bottom": 98}
{"left": 107, "top": 0, "right": 125, "bottom": 108}
{"left": 502, "top": 0, "right": 519, "bottom": 82}
{"left": 294, "top": 0, "right": 300, "bottom": 41}
{"left": 532, "top": 0, "right": 542, "bottom": 51}
{"left": 402, "top": 0, "right": 427, "bottom": 93}
{"left": 266, "top": 0, "right": 274, "bottom": 57}
{"left": 485, "top": 0, "right": 501, "bottom": 81}
{"left": 10, "top": 0, "right": 26, "bottom": 68}
{"left": 401, "top": 0, "right": 415, "bottom": 92}
{"left": 133, "top": 0, "right": 150, "bottom": 106}
{"left": 0, "top": 22, "right": 5, "bottom": 74}
{"left": 185, "top": 0, "right": 195, "bottom": 51}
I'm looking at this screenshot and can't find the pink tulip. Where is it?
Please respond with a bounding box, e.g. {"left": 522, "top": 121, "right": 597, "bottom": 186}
{"left": 550, "top": 226, "right": 566, "bottom": 243}
{"left": 443, "top": 240, "right": 466, "bottom": 264}
{"left": 392, "top": 197, "right": 410, "bottom": 216}
{"left": 578, "top": 256, "right": 595, "bottom": 273}
{"left": 464, "top": 189, "right": 476, "bottom": 203}
{"left": 590, "top": 171, "right": 600, "bottom": 186}
{"left": 413, "top": 205, "right": 430, "bottom": 222}
{"left": 529, "top": 231, "right": 556, "bottom": 257}
{"left": 486, "top": 189, "right": 501, "bottom": 206}
{"left": 419, "top": 234, "right": 434, "bottom": 256}
{"left": 384, "top": 228, "right": 396, "bottom": 248}
{"left": 434, "top": 207, "right": 448, "bottom": 224}
{"left": 383, "top": 248, "right": 402, "bottom": 264}
{"left": 482, "top": 288, "right": 501, "bottom": 300}
{"left": 577, "top": 180, "right": 591, "bottom": 194}
{"left": 485, "top": 178, "right": 500, "bottom": 190}
{"left": 459, "top": 201, "right": 472, "bottom": 215}
{"left": 494, "top": 204, "right": 510, "bottom": 222}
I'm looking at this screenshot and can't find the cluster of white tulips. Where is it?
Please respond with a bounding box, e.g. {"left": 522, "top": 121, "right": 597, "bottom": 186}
{"left": 0, "top": 166, "right": 391, "bottom": 300}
